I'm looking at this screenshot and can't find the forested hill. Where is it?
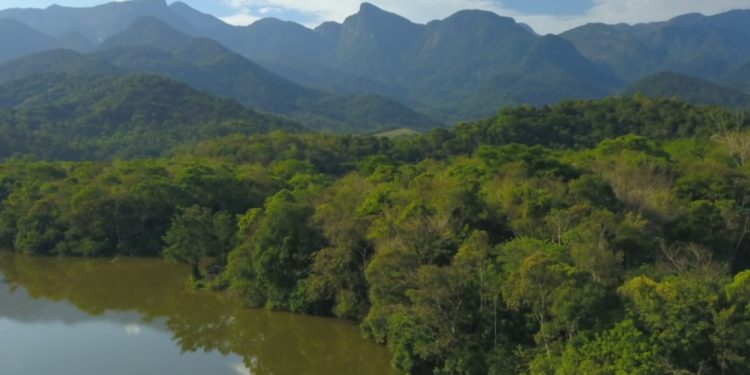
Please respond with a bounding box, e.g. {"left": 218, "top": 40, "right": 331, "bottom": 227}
{"left": 0, "top": 18, "right": 58, "bottom": 63}
{"left": 625, "top": 72, "right": 750, "bottom": 109}
{"left": 0, "top": 93, "right": 733, "bottom": 163}
{"left": 0, "top": 73, "right": 298, "bottom": 160}
{"left": 403, "top": 96, "right": 734, "bottom": 159}
{"left": 721, "top": 61, "right": 750, "bottom": 95}
{"left": 0, "top": 96, "right": 749, "bottom": 374}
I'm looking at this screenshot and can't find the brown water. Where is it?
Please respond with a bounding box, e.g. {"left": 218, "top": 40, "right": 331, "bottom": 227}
{"left": 0, "top": 252, "right": 395, "bottom": 375}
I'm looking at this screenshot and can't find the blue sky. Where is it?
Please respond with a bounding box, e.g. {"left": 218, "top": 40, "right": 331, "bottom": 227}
{"left": 0, "top": 0, "right": 749, "bottom": 34}
{"left": 502, "top": 0, "right": 595, "bottom": 15}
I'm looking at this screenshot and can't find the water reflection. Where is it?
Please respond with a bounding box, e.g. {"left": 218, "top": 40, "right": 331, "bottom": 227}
{"left": 124, "top": 323, "right": 142, "bottom": 336}
{"left": 0, "top": 253, "right": 394, "bottom": 375}
{"left": 233, "top": 362, "right": 254, "bottom": 375}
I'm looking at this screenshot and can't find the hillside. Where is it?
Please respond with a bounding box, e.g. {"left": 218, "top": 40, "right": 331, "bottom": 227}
{"left": 0, "top": 0, "right": 195, "bottom": 43}
{"left": 0, "top": 19, "right": 60, "bottom": 63}
{"left": 224, "top": 4, "right": 621, "bottom": 121}
{"left": 0, "top": 49, "right": 119, "bottom": 83}
{"left": 721, "top": 61, "right": 750, "bottom": 94}
{"left": 562, "top": 10, "right": 750, "bottom": 81}
{"left": 625, "top": 72, "right": 750, "bottom": 109}
{"left": 0, "top": 73, "right": 298, "bottom": 160}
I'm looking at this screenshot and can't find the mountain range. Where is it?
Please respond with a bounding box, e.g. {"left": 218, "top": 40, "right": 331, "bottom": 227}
{"left": 562, "top": 11, "right": 750, "bottom": 82}
{"left": 1, "top": 0, "right": 750, "bottom": 128}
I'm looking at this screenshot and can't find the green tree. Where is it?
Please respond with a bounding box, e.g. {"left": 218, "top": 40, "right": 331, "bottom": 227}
{"left": 557, "top": 320, "right": 664, "bottom": 375}
{"left": 306, "top": 175, "right": 375, "bottom": 319}
{"left": 713, "top": 271, "right": 750, "bottom": 374}
{"left": 226, "top": 190, "right": 325, "bottom": 311}
{"left": 563, "top": 208, "right": 624, "bottom": 286}
{"left": 619, "top": 275, "right": 721, "bottom": 373}
{"left": 502, "top": 252, "right": 570, "bottom": 361}
{"left": 163, "top": 205, "right": 234, "bottom": 281}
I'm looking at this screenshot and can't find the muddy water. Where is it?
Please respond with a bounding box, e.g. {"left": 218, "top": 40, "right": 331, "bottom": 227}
{"left": 0, "top": 253, "right": 394, "bottom": 375}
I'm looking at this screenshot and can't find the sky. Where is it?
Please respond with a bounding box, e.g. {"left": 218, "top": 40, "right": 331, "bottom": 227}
{"left": 1, "top": 0, "right": 749, "bottom": 34}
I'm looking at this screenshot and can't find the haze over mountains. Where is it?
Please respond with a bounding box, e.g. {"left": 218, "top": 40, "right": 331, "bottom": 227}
{"left": 1, "top": 0, "right": 750, "bottom": 129}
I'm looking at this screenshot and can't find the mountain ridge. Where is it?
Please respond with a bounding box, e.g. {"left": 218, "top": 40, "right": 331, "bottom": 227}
{"left": 0, "top": 2, "right": 623, "bottom": 121}
{"left": 0, "top": 17, "right": 442, "bottom": 132}
{"left": 562, "top": 9, "right": 750, "bottom": 82}
{"left": 1, "top": 1, "right": 749, "bottom": 123}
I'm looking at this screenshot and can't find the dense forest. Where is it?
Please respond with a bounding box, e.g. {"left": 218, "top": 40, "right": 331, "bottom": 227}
{"left": 626, "top": 72, "right": 750, "bottom": 110}
{"left": 1, "top": 96, "right": 750, "bottom": 374}
{"left": 0, "top": 73, "right": 299, "bottom": 160}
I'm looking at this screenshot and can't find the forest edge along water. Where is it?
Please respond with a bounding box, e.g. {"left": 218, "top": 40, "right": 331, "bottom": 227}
{"left": 0, "top": 252, "right": 395, "bottom": 375}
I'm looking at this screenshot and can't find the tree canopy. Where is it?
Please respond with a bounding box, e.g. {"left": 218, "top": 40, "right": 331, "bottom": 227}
{"left": 1, "top": 96, "right": 749, "bottom": 374}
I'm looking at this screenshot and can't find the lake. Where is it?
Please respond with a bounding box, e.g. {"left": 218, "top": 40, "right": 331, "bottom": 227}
{"left": 0, "top": 253, "right": 395, "bottom": 375}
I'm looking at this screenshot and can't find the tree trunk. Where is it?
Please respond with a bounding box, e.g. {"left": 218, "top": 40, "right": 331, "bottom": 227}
{"left": 191, "top": 263, "right": 202, "bottom": 280}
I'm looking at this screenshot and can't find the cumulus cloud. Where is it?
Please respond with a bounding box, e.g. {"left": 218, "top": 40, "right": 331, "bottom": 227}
{"left": 221, "top": 11, "right": 259, "bottom": 25}
{"left": 220, "top": 0, "right": 261, "bottom": 25}
{"left": 521, "top": 0, "right": 750, "bottom": 34}
{"left": 219, "top": 0, "right": 750, "bottom": 32}
{"left": 220, "top": 0, "right": 506, "bottom": 27}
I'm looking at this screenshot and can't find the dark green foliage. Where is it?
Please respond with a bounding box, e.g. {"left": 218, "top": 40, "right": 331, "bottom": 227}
{"left": 721, "top": 61, "right": 750, "bottom": 95}
{"left": 1, "top": 96, "right": 750, "bottom": 374}
{"left": 626, "top": 72, "right": 750, "bottom": 109}
{"left": 227, "top": 190, "right": 326, "bottom": 311}
{"left": 163, "top": 205, "right": 235, "bottom": 280}
{"left": 0, "top": 157, "right": 282, "bottom": 257}
{"left": 175, "top": 132, "right": 393, "bottom": 176}
{"left": 0, "top": 73, "right": 297, "bottom": 160}
{"left": 391, "top": 96, "right": 736, "bottom": 161}
{"left": 557, "top": 320, "right": 664, "bottom": 374}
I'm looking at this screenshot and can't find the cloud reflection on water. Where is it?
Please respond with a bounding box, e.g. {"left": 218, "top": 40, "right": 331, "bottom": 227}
{"left": 124, "top": 323, "right": 142, "bottom": 336}
{"left": 232, "top": 363, "right": 252, "bottom": 375}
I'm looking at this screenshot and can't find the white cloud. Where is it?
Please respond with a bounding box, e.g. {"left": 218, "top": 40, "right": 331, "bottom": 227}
{"left": 257, "top": 6, "right": 280, "bottom": 14}
{"left": 220, "top": 0, "right": 506, "bottom": 27}
{"left": 518, "top": 0, "right": 750, "bottom": 34}
{"left": 219, "top": 0, "right": 750, "bottom": 33}
{"left": 221, "top": 11, "right": 260, "bottom": 26}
